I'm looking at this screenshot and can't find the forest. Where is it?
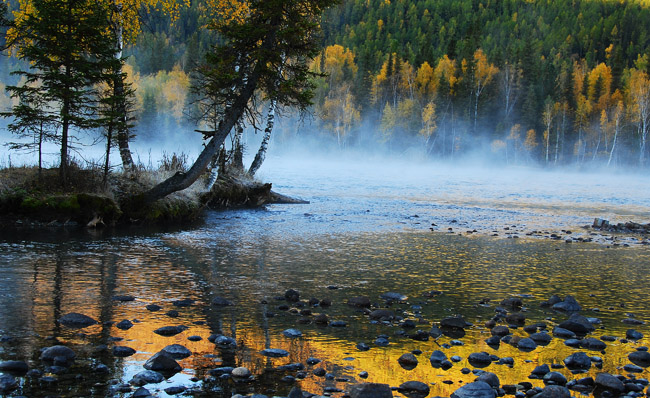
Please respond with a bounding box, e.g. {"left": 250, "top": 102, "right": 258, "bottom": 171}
{"left": 2, "top": 0, "right": 650, "bottom": 170}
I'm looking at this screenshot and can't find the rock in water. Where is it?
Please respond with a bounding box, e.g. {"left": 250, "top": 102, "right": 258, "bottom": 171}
{"left": 112, "top": 346, "right": 136, "bottom": 357}
{"left": 398, "top": 381, "right": 430, "bottom": 398}
{"left": 628, "top": 351, "right": 650, "bottom": 367}
{"left": 211, "top": 297, "right": 233, "bottom": 306}
{"left": 558, "top": 314, "right": 595, "bottom": 335}
{"left": 563, "top": 352, "right": 591, "bottom": 370}
{"left": 260, "top": 349, "right": 289, "bottom": 357}
{"left": 532, "top": 385, "right": 571, "bottom": 398}
{"left": 0, "top": 360, "right": 29, "bottom": 375}
{"left": 282, "top": 328, "right": 303, "bottom": 338}
{"left": 130, "top": 370, "right": 164, "bottom": 386}
{"left": 40, "top": 346, "right": 76, "bottom": 363}
{"left": 398, "top": 353, "right": 418, "bottom": 370}
{"left": 231, "top": 367, "right": 251, "bottom": 378}
{"left": 58, "top": 313, "right": 98, "bottom": 328}
{"left": 161, "top": 344, "right": 192, "bottom": 359}
{"left": 0, "top": 375, "right": 17, "bottom": 394}
{"left": 552, "top": 296, "right": 581, "bottom": 312}
{"left": 441, "top": 316, "right": 470, "bottom": 329}
{"left": 594, "top": 373, "right": 625, "bottom": 394}
{"left": 143, "top": 352, "right": 181, "bottom": 374}
{"left": 115, "top": 319, "right": 134, "bottom": 330}
{"left": 284, "top": 289, "right": 300, "bottom": 302}
{"left": 153, "top": 326, "right": 186, "bottom": 336}
{"left": 348, "top": 296, "right": 371, "bottom": 308}
{"left": 348, "top": 383, "right": 393, "bottom": 398}
{"left": 451, "top": 381, "right": 497, "bottom": 398}
{"left": 381, "top": 292, "right": 408, "bottom": 302}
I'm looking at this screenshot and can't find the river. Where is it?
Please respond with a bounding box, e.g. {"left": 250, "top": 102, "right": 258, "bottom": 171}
{"left": 0, "top": 156, "right": 649, "bottom": 397}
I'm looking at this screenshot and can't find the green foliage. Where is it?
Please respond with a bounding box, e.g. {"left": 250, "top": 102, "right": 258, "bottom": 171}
{"left": 3, "top": 0, "right": 121, "bottom": 184}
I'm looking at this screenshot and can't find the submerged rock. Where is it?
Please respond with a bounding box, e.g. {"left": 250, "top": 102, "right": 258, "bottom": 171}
{"left": 211, "top": 296, "right": 233, "bottom": 306}
{"left": 0, "top": 360, "right": 29, "bottom": 374}
{"left": 0, "top": 375, "right": 18, "bottom": 394}
{"left": 130, "top": 370, "right": 164, "bottom": 386}
{"left": 348, "top": 296, "right": 371, "bottom": 308}
{"left": 40, "top": 345, "right": 76, "bottom": 363}
{"left": 282, "top": 328, "right": 303, "bottom": 338}
{"left": 381, "top": 292, "right": 408, "bottom": 302}
{"left": 260, "top": 349, "right": 289, "bottom": 358}
{"left": 58, "top": 312, "right": 98, "bottom": 328}
{"left": 153, "top": 326, "right": 187, "bottom": 337}
{"left": 552, "top": 296, "right": 581, "bottom": 312}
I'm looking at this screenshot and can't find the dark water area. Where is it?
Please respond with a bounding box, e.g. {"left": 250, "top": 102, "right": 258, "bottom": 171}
{"left": 1, "top": 158, "right": 650, "bottom": 397}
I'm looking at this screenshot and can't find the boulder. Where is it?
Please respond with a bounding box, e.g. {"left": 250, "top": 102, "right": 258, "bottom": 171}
{"left": 580, "top": 338, "right": 606, "bottom": 351}
{"left": 530, "top": 332, "right": 552, "bottom": 345}
{"left": 517, "top": 338, "right": 537, "bottom": 351}
{"left": 116, "top": 319, "right": 134, "bottom": 330}
{"left": 430, "top": 350, "right": 447, "bottom": 367}
{"left": 500, "top": 297, "right": 523, "bottom": 309}
{"left": 0, "top": 375, "right": 17, "bottom": 394}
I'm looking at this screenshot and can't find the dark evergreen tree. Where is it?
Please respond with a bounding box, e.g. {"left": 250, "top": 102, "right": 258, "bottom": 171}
{"left": 5, "top": 0, "right": 120, "bottom": 186}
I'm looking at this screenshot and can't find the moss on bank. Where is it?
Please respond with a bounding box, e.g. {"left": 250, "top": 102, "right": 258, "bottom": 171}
{"left": 0, "top": 166, "right": 305, "bottom": 228}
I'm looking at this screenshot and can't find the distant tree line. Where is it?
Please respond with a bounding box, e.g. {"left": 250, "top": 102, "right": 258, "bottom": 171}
{"left": 314, "top": 0, "right": 650, "bottom": 166}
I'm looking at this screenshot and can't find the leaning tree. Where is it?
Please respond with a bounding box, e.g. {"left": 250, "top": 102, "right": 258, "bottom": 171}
{"left": 141, "top": 0, "right": 337, "bottom": 204}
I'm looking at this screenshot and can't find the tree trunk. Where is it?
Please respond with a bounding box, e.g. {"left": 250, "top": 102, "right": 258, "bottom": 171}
{"left": 104, "top": 124, "right": 113, "bottom": 188}
{"left": 248, "top": 100, "right": 275, "bottom": 178}
{"left": 111, "top": 1, "right": 135, "bottom": 175}
{"left": 141, "top": 71, "right": 259, "bottom": 204}
{"left": 231, "top": 122, "right": 245, "bottom": 172}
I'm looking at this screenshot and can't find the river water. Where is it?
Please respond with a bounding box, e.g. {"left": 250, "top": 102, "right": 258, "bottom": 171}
{"left": 1, "top": 156, "right": 649, "bottom": 397}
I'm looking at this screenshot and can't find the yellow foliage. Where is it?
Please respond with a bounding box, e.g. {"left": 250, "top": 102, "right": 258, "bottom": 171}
{"left": 434, "top": 55, "right": 458, "bottom": 95}
{"left": 415, "top": 61, "right": 436, "bottom": 99}
{"left": 420, "top": 101, "right": 437, "bottom": 138}
{"left": 524, "top": 129, "right": 538, "bottom": 150}
{"left": 322, "top": 45, "right": 358, "bottom": 86}
{"left": 491, "top": 139, "right": 506, "bottom": 152}
{"left": 587, "top": 62, "right": 612, "bottom": 108}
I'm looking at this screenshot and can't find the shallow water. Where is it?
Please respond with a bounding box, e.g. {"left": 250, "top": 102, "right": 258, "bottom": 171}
{"left": 1, "top": 158, "right": 650, "bottom": 397}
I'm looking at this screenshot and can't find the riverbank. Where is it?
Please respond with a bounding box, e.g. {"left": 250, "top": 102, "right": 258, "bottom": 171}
{"left": 0, "top": 165, "right": 300, "bottom": 228}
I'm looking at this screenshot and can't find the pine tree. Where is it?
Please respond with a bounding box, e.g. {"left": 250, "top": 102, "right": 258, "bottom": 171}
{"left": 6, "top": 0, "right": 120, "bottom": 186}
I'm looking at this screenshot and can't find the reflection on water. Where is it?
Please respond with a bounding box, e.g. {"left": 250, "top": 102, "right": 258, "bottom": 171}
{"left": 1, "top": 225, "right": 650, "bottom": 397}
{"left": 1, "top": 159, "right": 649, "bottom": 397}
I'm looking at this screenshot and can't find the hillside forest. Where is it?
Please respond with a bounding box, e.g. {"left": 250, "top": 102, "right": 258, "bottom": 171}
{"left": 3, "top": 0, "right": 650, "bottom": 169}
